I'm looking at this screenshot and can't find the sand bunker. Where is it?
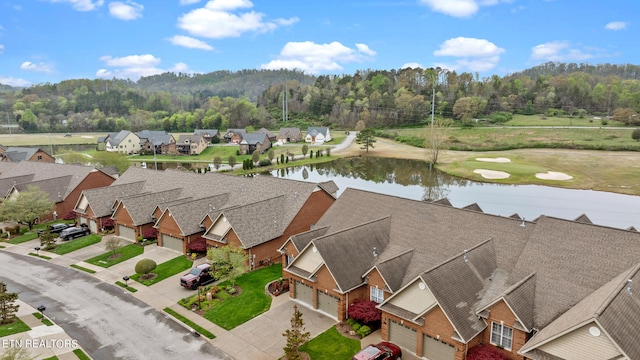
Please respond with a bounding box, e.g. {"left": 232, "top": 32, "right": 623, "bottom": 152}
{"left": 476, "top": 157, "right": 511, "bottom": 163}
{"left": 535, "top": 171, "right": 573, "bottom": 181}
{"left": 473, "top": 169, "right": 510, "bottom": 179}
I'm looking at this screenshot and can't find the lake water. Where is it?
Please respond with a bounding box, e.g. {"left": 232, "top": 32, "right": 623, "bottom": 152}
{"left": 266, "top": 157, "right": 640, "bottom": 230}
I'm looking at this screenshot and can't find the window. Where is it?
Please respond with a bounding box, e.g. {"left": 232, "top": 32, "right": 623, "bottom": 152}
{"left": 286, "top": 254, "right": 294, "bottom": 266}
{"left": 490, "top": 322, "right": 513, "bottom": 350}
{"left": 370, "top": 286, "right": 384, "bottom": 303}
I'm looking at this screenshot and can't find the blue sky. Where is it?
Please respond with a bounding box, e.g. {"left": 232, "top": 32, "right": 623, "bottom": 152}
{"left": 0, "top": 0, "right": 637, "bottom": 87}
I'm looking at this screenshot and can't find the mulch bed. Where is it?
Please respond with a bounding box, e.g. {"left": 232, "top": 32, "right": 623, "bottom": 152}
{"left": 336, "top": 322, "right": 362, "bottom": 340}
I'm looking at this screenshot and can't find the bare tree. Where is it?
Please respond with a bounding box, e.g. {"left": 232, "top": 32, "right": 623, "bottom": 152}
{"left": 426, "top": 119, "right": 451, "bottom": 165}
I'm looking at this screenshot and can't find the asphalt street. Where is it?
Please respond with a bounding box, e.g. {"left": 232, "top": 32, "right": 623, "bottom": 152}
{"left": 0, "top": 251, "right": 233, "bottom": 360}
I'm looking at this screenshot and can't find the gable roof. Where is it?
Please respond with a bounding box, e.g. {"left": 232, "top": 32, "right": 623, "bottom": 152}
{"left": 194, "top": 129, "right": 219, "bottom": 137}
{"left": 257, "top": 128, "right": 276, "bottom": 138}
{"left": 277, "top": 127, "right": 302, "bottom": 138}
{"left": 12, "top": 175, "right": 73, "bottom": 203}
{"left": 306, "top": 126, "right": 329, "bottom": 137}
{"left": 76, "top": 181, "right": 146, "bottom": 217}
{"left": 161, "top": 194, "right": 230, "bottom": 236}
{"left": 239, "top": 132, "right": 269, "bottom": 145}
{"left": 136, "top": 130, "right": 173, "bottom": 145}
{"left": 116, "top": 188, "right": 184, "bottom": 225}
{"left": 573, "top": 213, "right": 592, "bottom": 224}
{"left": 106, "top": 130, "right": 135, "bottom": 146}
{"left": 0, "top": 147, "right": 47, "bottom": 162}
{"left": 177, "top": 134, "right": 205, "bottom": 144}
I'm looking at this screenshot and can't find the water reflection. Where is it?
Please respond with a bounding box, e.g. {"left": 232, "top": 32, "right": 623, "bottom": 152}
{"left": 267, "top": 157, "right": 640, "bottom": 230}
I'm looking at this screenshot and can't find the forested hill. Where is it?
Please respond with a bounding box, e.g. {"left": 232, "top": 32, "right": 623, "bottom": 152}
{"left": 507, "top": 62, "right": 640, "bottom": 81}
{"left": 134, "top": 69, "right": 315, "bottom": 102}
{"left": 1, "top": 62, "right": 640, "bottom": 134}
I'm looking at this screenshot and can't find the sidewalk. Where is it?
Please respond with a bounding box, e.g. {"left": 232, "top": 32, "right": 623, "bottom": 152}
{"left": 0, "top": 300, "right": 92, "bottom": 360}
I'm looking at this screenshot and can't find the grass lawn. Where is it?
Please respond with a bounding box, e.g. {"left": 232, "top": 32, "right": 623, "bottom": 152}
{"left": 163, "top": 307, "right": 215, "bottom": 339}
{"left": 130, "top": 256, "right": 193, "bottom": 286}
{"left": 505, "top": 114, "right": 625, "bottom": 127}
{"left": 70, "top": 264, "right": 96, "bottom": 274}
{"left": 200, "top": 264, "right": 281, "bottom": 330}
{"left": 49, "top": 235, "right": 102, "bottom": 255}
{"left": 0, "top": 318, "right": 31, "bottom": 337}
{"left": 73, "top": 349, "right": 91, "bottom": 360}
{"left": 7, "top": 232, "right": 39, "bottom": 244}
{"left": 85, "top": 243, "right": 144, "bottom": 268}
{"left": 300, "top": 326, "right": 361, "bottom": 360}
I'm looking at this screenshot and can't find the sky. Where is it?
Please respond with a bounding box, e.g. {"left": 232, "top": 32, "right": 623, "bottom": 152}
{"left": 0, "top": 0, "right": 637, "bottom": 87}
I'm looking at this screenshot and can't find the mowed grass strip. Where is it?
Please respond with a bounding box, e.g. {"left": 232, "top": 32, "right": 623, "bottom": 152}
{"left": 85, "top": 243, "right": 143, "bottom": 268}
{"left": 299, "top": 326, "right": 361, "bottom": 360}
{"left": 130, "top": 256, "right": 193, "bottom": 286}
{"left": 7, "top": 232, "right": 39, "bottom": 244}
{"left": 204, "top": 264, "right": 281, "bottom": 330}
{"left": 50, "top": 235, "right": 102, "bottom": 255}
{"left": 163, "top": 307, "right": 215, "bottom": 339}
{"left": 0, "top": 318, "right": 31, "bottom": 337}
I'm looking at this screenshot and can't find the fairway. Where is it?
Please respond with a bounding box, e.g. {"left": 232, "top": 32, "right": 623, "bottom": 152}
{"left": 0, "top": 132, "right": 108, "bottom": 146}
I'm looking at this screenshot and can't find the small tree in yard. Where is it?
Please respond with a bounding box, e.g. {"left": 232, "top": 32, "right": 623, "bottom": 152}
{"left": 104, "top": 237, "right": 122, "bottom": 257}
{"left": 187, "top": 237, "right": 207, "bottom": 254}
{"left": 355, "top": 128, "right": 376, "bottom": 153}
{"left": 135, "top": 259, "right": 157, "bottom": 280}
{"left": 347, "top": 300, "right": 381, "bottom": 324}
{"left": 0, "top": 282, "right": 19, "bottom": 325}
{"left": 282, "top": 304, "right": 310, "bottom": 360}
{"left": 268, "top": 148, "right": 275, "bottom": 162}
{"left": 213, "top": 156, "right": 222, "bottom": 171}
{"left": 301, "top": 144, "right": 308, "bottom": 159}
{"left": 207, "top": 245, "right": 248, "bottom": 287}
{"left": 39, "top": 230, "right": 56, "bottom": 250}
{"left": 0, "top": 186, "right": 54, "bottom": 230}
{"left": 633, "top": 129, "right": 640, "bottom": 141}
{"left": 252, "top": 150, "right": 260, "bottom": 165}
{"left": 228, "top": 155, "right": 237, "bottom": 169}
{"left": 142, "top": 228, "right": 157, "bottom": 240}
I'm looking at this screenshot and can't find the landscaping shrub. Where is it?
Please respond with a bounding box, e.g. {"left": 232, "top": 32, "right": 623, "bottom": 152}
{"left": 467, "top": 344, "right": 509, "bottom": 360}
{"left": 346, "top": 318, "right": 357, "bottom": 327}
{"left": 142, "top": 228, "right": 157, "bottom": 239}
{"left": 135, "top": 259, "right": 157, "bottom": 275}
{"left": 187, "top": 237, "right": 206, "bottom": 252}
{"left": 102, "top": 218, "right": 114, "bottom": 230}
{"left": 351, "top": 322, "right": 361, "bottom": 332}
{"left": 633, "top": 129, "right": 640, "bottom": 141}
{"left": 63, "top": 210, "right": 77, "bottom": 220}
{"left": 259, "top": 159, "right": 272, "bottom": 166}
{"left": 356, "top": 325, "right": 371, "bottom": 338}
{"left": 347, "top": 300, "right": 381, "bottom": 324}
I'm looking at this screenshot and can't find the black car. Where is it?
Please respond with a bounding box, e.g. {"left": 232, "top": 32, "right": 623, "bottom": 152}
{"left": 37, "top": 223, "right": 72, "bottom": 236}
{"left": 59, "top": 226, "right": 90, "bottom": 241}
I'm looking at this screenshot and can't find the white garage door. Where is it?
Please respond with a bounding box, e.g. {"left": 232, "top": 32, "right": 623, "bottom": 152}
{"left": 423, "top": 334, "right": 455, "bottom": 360}
{"left": 118, "top": 225, "right": 136, "bottom": 241}
{"left": 317, "top": 291, "right": 338, "bottom": 318}
{"left": 389, "top": 319, "right": 417, "bottom": 354}
{"left": 294, "top": 281, "right": 313, "bottom": 308}
{"left": 162, "top": 234, "right": 183, "bottom": 253}
{"left": 88, "top": 220, "right": 98, "bottom": 233}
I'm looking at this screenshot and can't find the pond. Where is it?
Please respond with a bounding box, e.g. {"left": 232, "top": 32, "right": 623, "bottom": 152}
{"left": 266, "top": 157, "right": 640, "bottom": 230}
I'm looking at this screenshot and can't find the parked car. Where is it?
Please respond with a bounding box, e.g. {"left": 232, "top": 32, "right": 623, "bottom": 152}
{"left": 59, "top": 226, "right": 90, "bottom": 241}
{"left": 180, "top": 263, "right": 215, "bottom": 290}
{"left": 353, "top": 342, "right": 402, "bottom": 360}
{"left": 37, "top": 223, "right": 72, "bottom": 236}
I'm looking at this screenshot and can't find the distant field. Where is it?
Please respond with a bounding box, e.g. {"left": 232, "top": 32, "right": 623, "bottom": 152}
{"left": 504, "top": 114, "right": 625, "bottom": 127}
{"left": 0, "top": 133, "right": 107, "bottom": 146}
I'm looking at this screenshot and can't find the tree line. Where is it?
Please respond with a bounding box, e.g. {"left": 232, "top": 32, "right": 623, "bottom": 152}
{"left": 1, "top": 62, "right": 640, "bottom": 135}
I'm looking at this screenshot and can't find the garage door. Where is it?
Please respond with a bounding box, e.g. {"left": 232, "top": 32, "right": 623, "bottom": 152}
{"left": 118, "top": 225, "right": 136, "bottom": 241}
{"left": 317, "top": 291, "right": 338, "bottom": 318}
{"left": 389, "top": 320, "right": 417, "bottom": 354}
{"left": 88, "top": 220, "right": 98, "bottom": 233}
{"left": 422, "top": 334, "right": 455, "bottom": 360}
{"left": 294, "top": 281, "right": 313, "bottom": 308}
{"left": 162, "top": 234, "right": 183, "bottom": 253}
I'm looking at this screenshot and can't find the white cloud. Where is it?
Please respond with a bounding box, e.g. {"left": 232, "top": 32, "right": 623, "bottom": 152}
{"left": 0, "top": 76, "right": 31, "bottom": 87}
{"left": 433, "top": 37, "right": 504, "bottom": 72}
{"left": 167, "top": 35, "right": 214, "bottom": 50}
{"left": 605, "top": 21, "right": 627, "bottom": 30}
{"left": 260, "top": 41, "right": 376, "bottom": 74}
{"left": 20, "top": 61, "right": 53, "bottom": 73}
{"left": 47, "top": 0, "right": 104, "bottom": 11}
{"left": 418, "top": 0, "right": 511, "bottom": 17}
{"left": 108, "top": 1, "right": 143, "bottom": 20}
{"left": 99, "top": 54, "right": 160, "bottom": 67}
{"left": 401, "top": 62, "right": 424, "bottom": 69}
{"left": 530, "top": 41, "right": 595, "bottom": 62}
{"left": 97, "top": 54, "right": 195, "bottom": 80}
{"left": 177, "top": 0, "right": 298, "bottom": 39}
{"left": 180, "top": 0, "right": 201, "bottom": 4}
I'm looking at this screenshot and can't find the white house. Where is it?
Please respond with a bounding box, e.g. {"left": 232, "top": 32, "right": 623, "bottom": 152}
{"left": 305, "top": 127, "right": 332, "bottom": 144}
{"left": 105, "top": 130, "right": 141, "bottom": 154}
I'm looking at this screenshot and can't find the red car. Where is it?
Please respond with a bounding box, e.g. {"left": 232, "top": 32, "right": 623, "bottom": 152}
{"left": 353, "top": 342, "right": 402, "bottom": 360}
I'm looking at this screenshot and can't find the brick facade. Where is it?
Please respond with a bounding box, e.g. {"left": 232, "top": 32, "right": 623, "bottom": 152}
{"left": 46, "top": 170, "right": 115, "bottom": 223}
{"left": 481, "top": 300, "right": 529, "bottom": 359}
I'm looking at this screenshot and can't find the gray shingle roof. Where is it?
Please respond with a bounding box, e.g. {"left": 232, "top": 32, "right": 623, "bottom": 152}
{"left": 136, "top": 130, "right": 173, "bottom": 145}
{"left": 0, "top": 174, "right": 35, "bottom": 198}
{"left": 239, "top": 132, "right": 268, "bottom": 145}
{"left": 277, "top": 128, "right": 302, "bottom": 139}
{"left": 76, "top": 181, "right": 147, "bottom": 217}
{"left": 117, "top": 188, "right": 184, "bottom": 225}
{"left": 13, "top": 175, "right": 73, "bottom": 203}
{"left": 1, "top": 147, "right": 44, "bottom": 162}
{"left": 106, "top": 130, "right": 134, "bottom": 146}
{"left": 164, "top": 194, "right": 230, "bottom": 236}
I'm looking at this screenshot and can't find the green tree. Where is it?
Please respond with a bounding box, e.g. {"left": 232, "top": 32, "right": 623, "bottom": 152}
{"left": 301, "top": 144, "right": 308, "bottom": 159}
{"left": 0, "top": 186, "right": 54, "bottom": 230}
{"left": 355, "top": 129, "right": 376, "bottom": 153}
{"left": 282, "top": 304, "right": 310, "bottom": 360}
{"left": 135, "top": 259, "right": 157, "bottom": 279}
{"left": 0, "top": 282, "right": 19, "bottom": 325}
{"left": 632, "top": 129, "right": 640, "bottom": 141}
{"left": 228, "top": 155, "right": 237, "bottom": 169}
{"left": 92, "top": 151, "right": 131, "bottom": 174}
{"left": 213, "top": 156, "right": 222, "bottom": 171}
{"left": 105, "top": 237, "right": 122, "bottom": 257}
{"left": 252, "top": 150, "right": 260, "bottom": 164}
{"left": 267, "top": 148, "right": 275, "bottom": 162}
{"left": 39, "top": 230, "right": 56, "bottom": 250}
{"left": 207, "top": 245, "right": 248, "bottom": 287}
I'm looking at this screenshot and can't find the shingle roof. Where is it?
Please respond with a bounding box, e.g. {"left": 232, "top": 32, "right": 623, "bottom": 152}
{"left": 194, "top": 129, "right": 219, "bottom": 137}
{"left": 13, "top": 175, "right": 73, "bottom": 203}
{"left": 1, "top": 147, "right": 43, "bottom": 162}
{"left": 277, "top": 128, "right": 302, "bottom": 138}
{"left": 287, "top": 226, "right": 331, "bottom": 252}
{"left": 0, "top": 174, "right": 35, "bottom": 198}
{"left": 164, "top": 194, "right": 230, "bottom": 236}
{"left": 136, "top": 130, "right": 173, "bottom": 145}
{"left": 106, "top": 130, "right": 134, "bottom": 146}
{"left": 239, "top": 132, "right": 269, "bottom": 145}
{"left": 221, "top": 196, "right": 285, "bottom": 248}
{"left": 76, "top": 181, "right": 146, "bottom": 217}
{"left": 117, "top": 188, "right": 184, "bottom": 225}
{"left": 177, "top": 134, "right": 205, "bottom": 144}
{"left": 307, "top": 127, "right": 329, "bottom": 136}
